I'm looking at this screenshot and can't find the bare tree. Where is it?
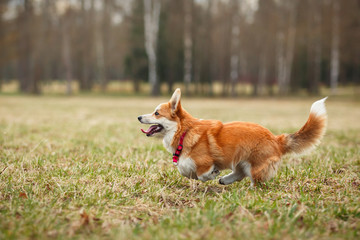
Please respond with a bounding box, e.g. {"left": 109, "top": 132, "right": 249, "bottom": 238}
{"left": 277, "top": 31, "right": 286, "bottom": 94}
{"left": 258, "top": 52, "right": 268, "bottom": 95}
{"left": 193, "top": 0, "right": 215, "bottom": 96}
{"left": 330, "top": 0, "right": 340, "bottom": 95}
{"left": 17, "top": 0, "right": 33, "bottom": 93}
{"left": 95, "top": 0, "right": 112, "bottom": 92}
{"left": 230, "top": 0, "right": 240, "bottom": 97}
{"left": 183, "top": 0, "right": 193, "bottom": 96}
{"left": 0, "top": 1, "right": 5, "bottom": 91}
{"left": 143, "top": 0, "right": 161, "bottom": 96}
{"left": 1, "top": 0, "right": 358, "bottom": 96}
{"left": 61, "top": 3, "right": 73, "bottom": 95}
{"left": 78, "top": 0, "right": 95, "bottom": 91}
{"left": 276, "top": 0, "right": 298, "bottom": 95}
{"left": 309, "top": 0, "right": 322, "bottom": 95}
{"left": 313, "top": 11, "right": 322, "bottom": 95}
{"left": 281, "top": 0, "right": 297, "bottom": 95}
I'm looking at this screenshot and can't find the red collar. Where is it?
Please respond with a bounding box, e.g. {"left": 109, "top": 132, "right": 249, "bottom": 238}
{"left": 172, "top": 131, "right": 187, "bottom": 166}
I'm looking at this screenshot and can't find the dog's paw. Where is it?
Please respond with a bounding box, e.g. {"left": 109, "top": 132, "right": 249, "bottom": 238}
{"left": 219, "top": 178, "right": 225, "bottom": 185}
{"left": 210, "top": 169, "right": 220, "bottom": 180}
{"left": 198, "top": 167, "right": 220, "bottom": 182}
{"left": 211, "top": 169, "right": 220, "bottom": 176}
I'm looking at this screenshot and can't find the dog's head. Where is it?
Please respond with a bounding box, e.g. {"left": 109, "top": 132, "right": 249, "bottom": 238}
{"left": 138, "top": 88, "right": 182, "bottom": 137}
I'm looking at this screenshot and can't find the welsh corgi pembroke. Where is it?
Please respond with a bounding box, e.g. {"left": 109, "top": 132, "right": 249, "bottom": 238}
{"left": 138, "top": 88, "right": 327, "bottom": 186}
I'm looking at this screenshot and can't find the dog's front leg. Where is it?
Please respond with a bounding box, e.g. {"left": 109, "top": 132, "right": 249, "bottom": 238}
{"left": 197, "top": 165, "right": 220, "bottom": 182}
{"left": 219, "top": 169, "right": 245, "bottom": 185}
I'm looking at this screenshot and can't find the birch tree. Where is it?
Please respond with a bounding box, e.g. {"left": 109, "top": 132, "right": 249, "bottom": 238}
{"left": 95, "top": 1, "right": 106, "bottom": 91}
{"left": 61, "top": 3, "right": 72, "bottom": 95}
{"left": 258, "top": 52, "right": 268, "bottom": 96}
{"left": 78, "top": 0, "right": 94, "bottom": 91}
{"left": 17, "top": 0, "right": 33, "bottom": 93}
{"left": 183, "top": 0, "right": 193, "bottom": 95}
{"left": 284, "top": 1, "right": 297, "bottom": 94}
{"left": 330, "top": 0, "right": 340, "bottom": 95}
{"left": 278, "top": 0, "right": 298, "bottom": 95}
{"left": 230, "top": 0, "right": 240, "bottom": 97}
{"left": 313, "top": 12, "right": 322, "bottom": 94}
{"left": 277, "top": 31, "right": 286, "bottom": 94}
{"left": 0, "top": 1, "right": 11, "bottom": 91}
{"left": 143, "top": 0, "right": 161, "bottom": 96}
{"left": 309, "top": 0, "right": 322, "bottom": 95}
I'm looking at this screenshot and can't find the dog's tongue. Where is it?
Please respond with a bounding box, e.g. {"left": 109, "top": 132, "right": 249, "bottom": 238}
{"left": 141, "top": 125, "right": 158, "bottom": 134}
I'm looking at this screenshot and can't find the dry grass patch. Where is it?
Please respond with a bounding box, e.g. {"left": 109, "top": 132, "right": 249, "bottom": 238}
{"left": 0, "top": 96, "right": 359, "bottom": 239}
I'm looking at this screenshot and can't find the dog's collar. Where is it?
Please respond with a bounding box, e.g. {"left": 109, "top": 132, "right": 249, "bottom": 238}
{"left": 172, "top": 131, "right": 187, "bottom": 166}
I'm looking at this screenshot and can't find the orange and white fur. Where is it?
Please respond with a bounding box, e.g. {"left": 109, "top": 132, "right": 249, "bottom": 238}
{"left": 138, "top": 89, "right": 327, "bottom": 186}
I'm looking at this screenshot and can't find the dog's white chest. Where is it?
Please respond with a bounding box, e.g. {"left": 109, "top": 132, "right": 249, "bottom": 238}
{"left": 162, "top": 128, "right": 197, "bottom": 179}
{"left": 177, "top": 156, "right": 197, "bottom": 179}
{"left": 162, "top": 126, "right": 177, "bottom": 153}
{"left": 163, "top": 135, "right": 174, "bottom": 153}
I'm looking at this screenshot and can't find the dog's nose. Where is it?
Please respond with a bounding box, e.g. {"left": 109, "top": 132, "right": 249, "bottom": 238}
{"left": 138, "top": 116, "right": 142, "bottom": 122}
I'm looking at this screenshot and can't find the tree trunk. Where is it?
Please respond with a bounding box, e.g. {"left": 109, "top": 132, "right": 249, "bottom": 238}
{"left": 17, "top": 0, "right": 33, "bottom": 93}
{"left": 31, "top": 60, "right": 41, "bottom": 94}
{"left": 278, "top": 1, "right": 297, "bottom": 95}
{"left": 61, "top": 18, "right": 72, "bottom": 95}
{"left": 239, "top": 50, "right": 248, "bottom": 96}
{"left": 258, "top": 52, "right": 268, "bottom": 96}
{"left": 330, "top": 0, "right": 340, "bottom": 95}
{"left": 143, "top": 0, "right": 161, "bottom": 96}
{"left": 284, "top": 1, "right": 297, "bottom": 95}
{"left": 353, "top": 49, "right": 360, "bottom": 96}
{"left": 41, "top": 0, "right": 54, "bottom": 89}
{"left": 221, "top": 6, "right": 232, "bottom": 97}
{"left": 95, "top": 25, "right": 105, "bottom": 92}
{"left": 95, "top": 0, "right": 110, "bottom": 92}
{"left": 133, "top": 78, "right": 140, "bottom": 93}
{"left": 205, "top": 0, "right": 214, "bottom": 96}
{"left": 183, "top": 0, "right": 193, "bottom": 96}
{"left": 230, "top": 0, "right": 240, "bottom": 97}
{"left": 312, "top": 2, "right": 322, "bottom": 95}
{"left": 277, "top": 31, "right": 286, "bottom": 94}
{"left": 78, "top": 0, "right": 94, "bottom": 91}
{"left": 0, "top": 4, "right": 2, "bottom": 91}
{"left": 0, "top": 68, "right": 3, "bottom": 92}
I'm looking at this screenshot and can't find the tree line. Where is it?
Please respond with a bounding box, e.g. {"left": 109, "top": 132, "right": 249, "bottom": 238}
{"left": 0, "top": 0, "right": 359, "bottom": 96}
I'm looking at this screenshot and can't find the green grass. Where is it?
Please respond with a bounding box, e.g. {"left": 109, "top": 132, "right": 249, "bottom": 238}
{"left": 0, "top": 96, "right": 359, "bottom": 239}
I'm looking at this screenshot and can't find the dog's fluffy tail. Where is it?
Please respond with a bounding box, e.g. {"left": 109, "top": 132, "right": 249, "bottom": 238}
{"left": 277, "top": 97, "right": 328, "bottom": 155}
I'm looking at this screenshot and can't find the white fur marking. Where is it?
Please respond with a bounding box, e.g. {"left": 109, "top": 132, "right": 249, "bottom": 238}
{"left": 310, "top": 97, "right": 328, "bottom": 117}
{"left": 219, "top": 171, "right": 244, "bottom": 185}
{"left": 161, "top": 118, "right": 178, "bottom": 153}
{"left": 177, "top": 157, "right": 197, "bottom": 179}
{"left": 155, "top": 104, "right": 162, "bottom": 112}
{"left": 241, "top": 161, "right": 255, "bottom": 186}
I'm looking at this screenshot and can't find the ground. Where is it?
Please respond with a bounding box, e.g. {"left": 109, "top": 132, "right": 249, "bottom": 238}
{"left": 0, "top": 95, "right": 359, "bottom": 239}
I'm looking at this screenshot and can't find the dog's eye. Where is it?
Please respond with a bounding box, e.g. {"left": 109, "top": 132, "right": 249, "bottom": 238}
{"left": 155, "top": 111, "right": 159, "bottom": 116}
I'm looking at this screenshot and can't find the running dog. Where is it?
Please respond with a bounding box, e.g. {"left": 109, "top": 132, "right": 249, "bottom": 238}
{"left": 138, "top": 89, "right": 327, "bottom": 186}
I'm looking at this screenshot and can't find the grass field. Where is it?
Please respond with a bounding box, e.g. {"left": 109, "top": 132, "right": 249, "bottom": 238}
{"left": 0, "top": 95, "right": 359, "bottom": 239}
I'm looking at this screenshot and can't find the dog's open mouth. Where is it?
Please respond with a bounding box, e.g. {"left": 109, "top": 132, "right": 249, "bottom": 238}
{"left": 141, "top": 124, "right": 164, "bottom": 137}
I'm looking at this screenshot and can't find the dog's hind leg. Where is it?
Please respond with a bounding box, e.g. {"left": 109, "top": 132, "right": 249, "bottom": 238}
{"left": 250, "top": 157, "right": 280, "bottom": 183}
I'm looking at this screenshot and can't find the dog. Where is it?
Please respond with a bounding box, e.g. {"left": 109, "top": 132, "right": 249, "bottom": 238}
{"left": 138, "top": 88, "right": 327, "bottom": 186}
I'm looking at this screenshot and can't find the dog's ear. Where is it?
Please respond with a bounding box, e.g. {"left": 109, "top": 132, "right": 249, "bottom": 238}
{"left": 169, "top": 88, "right": 181, "bottom": 114}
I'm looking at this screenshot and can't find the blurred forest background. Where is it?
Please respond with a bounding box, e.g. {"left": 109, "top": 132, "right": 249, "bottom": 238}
{"left": 0, "top": 0, "right": 359, "bottom": 96}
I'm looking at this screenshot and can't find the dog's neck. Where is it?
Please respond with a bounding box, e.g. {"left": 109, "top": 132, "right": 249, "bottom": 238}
{"left": 163, "top": 126, "right": 177, "bottom": 153}
{"left": 162, "top": 109, "right": 196, "bottom": 154}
